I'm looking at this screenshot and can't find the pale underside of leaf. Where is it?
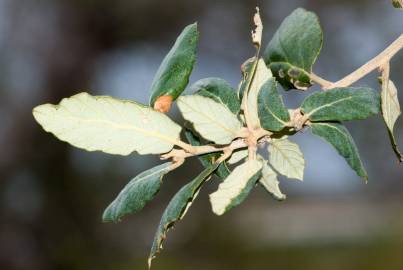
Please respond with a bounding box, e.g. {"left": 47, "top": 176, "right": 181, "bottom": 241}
{"left": 382, "top": 80, "right": 401, "bottom": 130}
{"left": 381, "top": 79, "right": 402, "bottom": 161}
{"left": 102, "top": 162, "right": 174, "bottom": 222}
{"left": 209, "top": 159, "right": 262, "bottom": 215}
{"left": 227, "top": 149, "right": 248, "bottom": 164}
{"left": 268, "top": 138, "right": 304, "bottom": 180}
{"left": 246, "top": 58, "right": 273, "bottom": 129}
{"left": 259, "top": 158, "right": 286, "bottom": 201}
{"left": 177, "top": 95, "right": 242, "bottom": 144}
{"left": 251, "top": 7, "right": 263, "bottom": 48}
{"left": 33, "top": 92, "right": 182, "bottom": 155}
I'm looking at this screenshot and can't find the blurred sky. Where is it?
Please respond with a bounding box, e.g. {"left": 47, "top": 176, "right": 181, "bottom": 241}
{"left": 0, "top": 1, "right": 402, "bottom": 270}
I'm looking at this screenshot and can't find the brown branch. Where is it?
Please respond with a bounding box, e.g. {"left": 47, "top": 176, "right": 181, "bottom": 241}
{"left": 309, "top": 72, "right": 333, "bottom": 89}
{"left": 323, "top": 34, "right": 403, "bottom": 90}
{"left": 163, "top": 139, "right": 249, "bottom": 161}
{"left": 165, "top": 127, "right": 271, "bottom": 166}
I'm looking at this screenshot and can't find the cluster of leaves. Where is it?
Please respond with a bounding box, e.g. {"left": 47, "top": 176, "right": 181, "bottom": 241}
{"left": 392, "top": 0, "right": 403, "bottom": 9}
{"left": 32, "top": 7, "right": 401, "bottom": 268}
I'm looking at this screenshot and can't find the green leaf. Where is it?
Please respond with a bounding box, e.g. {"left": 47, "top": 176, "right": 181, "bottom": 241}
{"left": 380, "top": 79, "right": 402, "bottom": 162}
{"left": 263, "top": 8, "right": 323, "bottom": 90}
{"left": 209, "top": 159, "right": 262, "bottom": 215}
{"left": 246, "top": 58, "right": 273, "bottom": 129}
{"left": 184, "top": 128, "right": 231, "bottom": 179}
{"left": 310, "top": 122, "right": 368, "bottom": 180}
{"left": 257, "top": 156, "right": 286, "bottom": 201}
{"left": 258, "top": 77, "right": 290, "bottom": 131}
{"left": 32, "top": 92, "right": 182, "bottom": 155}
{"left": 148, "top": 163, "right": 219, "bottom": 268}
{"left": 190, "top": 77, "right": 241, "bottom": 114}
{"left": 392, "top": 0, "right": 403, "bottom": 8}
{"left": 238, "top": 57, "right": 257, "bottom": 100}
{"left": 227, "top": 149, "right": 248, "bottom": 164}
{"left": 102, "top": 162, "right": 174, "bottom": 223}
{"left": 301, "top": 87, "right": 380, "bottom": 122}
{"left": 177, "top": 95, "right": 242, "bottom": 144}
{"left": 268, "top": 138, "right": 304, "bottom": 180}
{"left": 149, "top": 23, "right": 198, "bottom": 107}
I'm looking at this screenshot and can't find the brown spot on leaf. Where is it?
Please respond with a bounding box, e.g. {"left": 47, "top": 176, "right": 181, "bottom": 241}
{"left": 154, "top": 95, "right": 173, "bottom": 113}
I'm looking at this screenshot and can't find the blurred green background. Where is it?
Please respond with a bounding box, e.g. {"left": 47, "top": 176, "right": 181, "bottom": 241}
{"left": 0, "top": 0, "right": 402, "bottom": 269}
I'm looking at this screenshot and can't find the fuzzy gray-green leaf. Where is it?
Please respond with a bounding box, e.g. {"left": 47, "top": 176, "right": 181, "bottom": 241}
{"left": 148, "top": 163, "right": 219, "bottom": 267}
{"left": 149, "top": 23, "right": 198, "bottom": 107}
{"left": 310, "top": 122, "right": 368, "bottom": 180}
{"left": 263, "top": 8, "right": 323, "bottom": 90}
{"left": 301, "top": 87, "right": 380, "bottom": 122}
{"left": 258, "top": 78, "right": 290, "bottom": 131}
{"left": 190, "top": 77, "right": 240, "bottom": 114}
{"left": 102, "top": 162, "right": 173, "bottom": 223}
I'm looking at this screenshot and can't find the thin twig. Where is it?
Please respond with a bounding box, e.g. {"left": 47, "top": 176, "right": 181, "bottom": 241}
{"left": 309, "top": 72, "right": 333, "bottom": 89}
{"left": 162, "top": 139, "right": 248, "bottom": 161}
{"left": 324, "top": 34, "right": 403, "bottom": 90}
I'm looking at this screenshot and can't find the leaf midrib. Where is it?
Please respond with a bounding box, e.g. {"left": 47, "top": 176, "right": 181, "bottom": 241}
{"left": 312, "top": 122, "right": 349, "bottom": 141}
{"left": 262, "top": 97, "right": 288, "bottom": 126}
{"left": 179, "top": 97, "right": 239, "bottom": 136}
{"left": 305, "top": 96, "right": 354, "bottom": 118}
{"left": 271, "top": 143, "right": 297, "bottom": 166}
{"left": 36, "top": 109, "right": 181, "bottom": 146}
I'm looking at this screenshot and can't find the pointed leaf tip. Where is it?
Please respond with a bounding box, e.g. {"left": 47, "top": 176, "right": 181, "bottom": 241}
{"left": 310, "top": 122, "right": 368, "bottom": 180}
{"left": 380, "top": 76, "right": 403, "bottom": 162}
{"left": 257, "top": 155, "right": 286, "bottom": 201}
